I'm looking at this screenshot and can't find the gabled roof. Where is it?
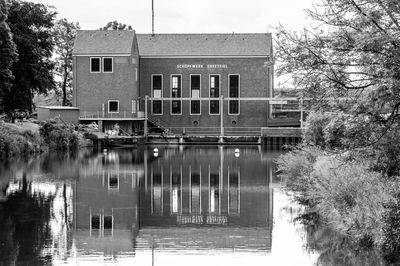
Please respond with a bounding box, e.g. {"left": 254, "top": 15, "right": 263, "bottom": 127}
{"left": 73, "top": 30, "right": 135, "bottom": 55}
{"left": 136, "top": 33, "right": 272, "bottom": 57}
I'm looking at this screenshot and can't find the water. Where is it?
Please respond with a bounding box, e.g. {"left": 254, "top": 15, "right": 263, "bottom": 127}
{"left": 0, "top": 146, "right": 382, "bottom": 265}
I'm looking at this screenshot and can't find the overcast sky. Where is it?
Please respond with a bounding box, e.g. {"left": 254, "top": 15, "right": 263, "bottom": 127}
{"left": 29, "top": 0, "right": 316, "bottom": 33}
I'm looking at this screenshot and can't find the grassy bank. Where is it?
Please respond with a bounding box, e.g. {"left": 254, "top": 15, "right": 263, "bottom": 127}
{"left": 277, "top": 111, "right": 400, "bottom": 263}
{"left": 0, "top": 119, "right": 87, "bottom": 159}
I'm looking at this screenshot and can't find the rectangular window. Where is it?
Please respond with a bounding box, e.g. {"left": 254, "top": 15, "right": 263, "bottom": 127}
{"left": 103, "top": 57, "right": 113, "bottom": 73}
{"left": 90, "top": 57, "right": 100, "bottom": 73}
{"left": 171, "top": 75, "right": 182, "bottom": 114}
{"left": 190, "top": 75, "right": 201, "bottom": 115}
{"left": 209, "top": 75, "right": 220, "bottom": 114}
{"left": 152, "top": 75, "right": 163, "bottom": 115}
{"left": 229, "top": 74, "right": 240, "bottom": 114}
{"left": 108, "top": 100, "right": 119, "bottom": 113}
{"left": 131, "top": 100, "right": 137, "bottom": 114}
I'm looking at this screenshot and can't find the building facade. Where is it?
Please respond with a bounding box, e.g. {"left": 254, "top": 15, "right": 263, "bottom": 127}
{"left": 72, "top": 31, "right": 273, "bottom": 135}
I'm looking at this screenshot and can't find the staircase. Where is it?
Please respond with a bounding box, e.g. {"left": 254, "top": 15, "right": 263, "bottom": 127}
{"left": 147, "top": 116, "right": 170, "bottom": 135}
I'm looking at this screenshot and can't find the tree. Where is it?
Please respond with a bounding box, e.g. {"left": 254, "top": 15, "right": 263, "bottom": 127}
{"left": 53, "top": 18, "right": 80, "bottom": 106}
{"left": 0, "top": 0, "right": 17, "bottom": 112}
{"left": 100, "top": 20, "right": 133, "bottom": 30}
{"left": 3, "top": 0, "right": 56, "bottom": 121}
{"left": 275, "top": 0, "right": 400, "bottom": 128}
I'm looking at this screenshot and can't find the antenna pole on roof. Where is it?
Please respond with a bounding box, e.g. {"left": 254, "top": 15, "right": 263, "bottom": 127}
{"left": 152, "top": 0, "right": 155, "bottom": 36}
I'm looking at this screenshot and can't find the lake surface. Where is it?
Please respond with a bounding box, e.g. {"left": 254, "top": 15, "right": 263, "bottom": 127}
{"left": 0, "top": 146, "right": 383, "bottom": 265}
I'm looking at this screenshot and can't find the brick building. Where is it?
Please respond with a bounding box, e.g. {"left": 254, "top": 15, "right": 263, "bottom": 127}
{"left": 72, "top": 30, "right": 273, "bottom": 135}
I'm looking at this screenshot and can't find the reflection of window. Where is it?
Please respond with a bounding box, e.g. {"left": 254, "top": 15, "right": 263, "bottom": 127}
{"left": 171, "top": 75, "right": 182, "bottom": 114}
{"left": 191, "top": 75, "right": 201, "bottom": 115}
{"left": 103, "top": 215, "right": 113, "bottom": 229}
{"left": 229, "top": 168, "right": 240, "bottom": 215}
{"left": 91, "top": 215, "right": 100, "bottom": 229}
{"left": 229, "top": 74, "right": 240, "bottom": 114}
{"left": 209, "top": 172, "right": 220, "bottom": 213}
{"left": 191, "top": 171, "right": 201, "bottom": 214}
{"left": 152, "top": 75, "right": 163, "bottom": 114}
{"left": 90, "top": 212, "right": 114, "bottom": 237}
{"left": 171, "top": 171, "right": 181, "bottom": 214}
{"left": 152, "top": 170, "right": 163, "bottom": 215}
{"left": 90, "top": 57, "right": 100, "bottom": 73}
{"left": 108, "top": 172, "right": 119, "bottom": 190}
{"left": 209, "top": 75, "right": 220, "bottom": 114}
{"left": 103, "top": 57, "right": 113, "bottom": 73}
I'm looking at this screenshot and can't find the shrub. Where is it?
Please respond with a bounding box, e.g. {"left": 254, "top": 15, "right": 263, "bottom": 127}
{"left": 0, "top": 124, "right": 43, "bottom": 159}
{"left": 277, "top": 148, "right": 396, "bottom": 246}
{"left": 310, "top": 156, "right": 394, "bottom": 243}
{"left": 380, "top": 192, "right": 400, "bottom": 264}
{"left": 39, "top": 119, "right": 80, "bottom": 151}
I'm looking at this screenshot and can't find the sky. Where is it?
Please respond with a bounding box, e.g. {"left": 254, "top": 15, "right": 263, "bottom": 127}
{"left": 29, "top": 0, "right": 317, "bottom": 33}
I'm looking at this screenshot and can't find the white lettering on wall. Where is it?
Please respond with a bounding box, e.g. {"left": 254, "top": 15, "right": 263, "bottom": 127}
{"left": 177, "top": 64, "right": 228, "bottom": 69}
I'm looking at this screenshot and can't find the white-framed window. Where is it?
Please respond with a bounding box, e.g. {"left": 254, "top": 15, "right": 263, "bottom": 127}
{"left": 108, "top": 100, "right": 119, "bottom": 113}
{"left": 190, "top": 74, "right": 201, "bottom": 115}
{"left": 228, "top": 74, "right": 240, "bottom": 115}
{"left": 103, "top": 57, "right": 113, "bottom": 73}
{"left": 108, "top": 171, "right": 119, "bottom": 190}
{"left": 170, "top": 74, "right": 182, "bottom": 115}
{"left": 90, "top": 57, "right": 101, "bottom": 73}
{"left": 209, "top": 74, "right": 220, "bottom": 115}
{"left": 152, "top": 74, "right": 163, "bottom": 115}
{"left": 131, "top": 100, "right": 137, "bottom": 114}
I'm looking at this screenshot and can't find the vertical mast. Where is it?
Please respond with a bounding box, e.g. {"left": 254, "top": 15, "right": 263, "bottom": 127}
{"left": 152, "top": 0, "right": 155, "bottom": 36}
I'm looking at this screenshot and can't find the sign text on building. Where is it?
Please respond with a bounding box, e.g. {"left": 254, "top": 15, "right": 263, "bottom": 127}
{"left": 177, "top": 64, "right": 228, "bottom": 69}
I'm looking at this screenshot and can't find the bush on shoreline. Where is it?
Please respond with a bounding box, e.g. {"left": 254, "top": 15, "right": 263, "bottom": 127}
{"left": 39, "top": 119, "right": 80, "bottom": 151}
{"left": 0, "top": 122, "right": 44, "bottom": 159}
{"left": 277, "top": 110, "right": 400, "bottom": 262}
{"left": 0, "top": 119, "right": 87, "bottom": 159}
{"left": 278, "top": 147, "right": 398, "bottom": 247}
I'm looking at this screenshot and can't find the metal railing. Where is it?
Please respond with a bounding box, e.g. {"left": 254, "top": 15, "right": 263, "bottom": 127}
{"left": 146, "top": 126, "right": 262, "bottom": 136}
{"left": 79, "top": 111, "right": 145, "bottom": 119}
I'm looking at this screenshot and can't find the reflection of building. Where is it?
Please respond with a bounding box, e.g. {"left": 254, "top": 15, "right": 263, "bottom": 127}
{"left": 138, "top": 147, "right": 274, "bottom": 252}
{"left": 73, "top": 150, "right": 144, "bottom": 254}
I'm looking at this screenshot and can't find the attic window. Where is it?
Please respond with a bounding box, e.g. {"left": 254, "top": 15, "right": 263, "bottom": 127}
{"left": 103, "top": 57, "right": 113, "bottom": 73}
{"left": 90, "top": 57, "right": 100, "bottom": 73}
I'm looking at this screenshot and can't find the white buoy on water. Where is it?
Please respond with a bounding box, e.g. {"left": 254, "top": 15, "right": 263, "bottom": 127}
{"left": 153, "top": 148, "right": 159, "bottom": 153}
{"left": 235, "top": 148, "right": 240, "bottom": 153}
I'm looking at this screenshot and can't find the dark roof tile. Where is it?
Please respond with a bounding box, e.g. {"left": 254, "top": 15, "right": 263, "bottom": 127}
{"left": 137, "top": 33, "right": 272, "bottom": 57}
{"left": 73, "top": 30, "right": 135, "bottom": 55}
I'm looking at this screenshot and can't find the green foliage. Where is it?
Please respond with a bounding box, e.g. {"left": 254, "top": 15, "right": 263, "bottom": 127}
{"left": 381, "top": 193, "right": 400, "bottom": 263}
{"left": 276, "top": 146, "right": 320, "bottom": 205}
{"left": 53, "top": 18, "right": 80, "bottom": 106}
{"left": 39, "top": 119, "right": 79, "bottom": 151}
{"left": 0, "top": 123, "right": 43, "bottom": 159}
{"left": 0, "top": 0, "right": 17, "bottom": 110}
{"left": 275, "top": 0, "right": 400, "bottom": 124}
{"left": 278, "top": 149, "right": 397, "bottom": 247}
{"left": 99, "top": 20, "right": 132, "bottom": 30}
{"left": 2, "top": 0, "right": 56, "bottom": 121}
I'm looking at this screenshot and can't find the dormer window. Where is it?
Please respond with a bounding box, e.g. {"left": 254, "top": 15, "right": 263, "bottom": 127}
{"left": 90, "top": 57, "right": 100, "bottom": 73}
{"left": 103, "top": 57, "right": 113, "bottom": 73}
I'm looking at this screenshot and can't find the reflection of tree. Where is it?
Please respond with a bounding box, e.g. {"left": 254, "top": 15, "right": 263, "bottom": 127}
{"left": 303, "top": 222, "right": 384, "bottom": 265}
{"left": 0, "top": 173, "right": 55, "bottom": 264}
